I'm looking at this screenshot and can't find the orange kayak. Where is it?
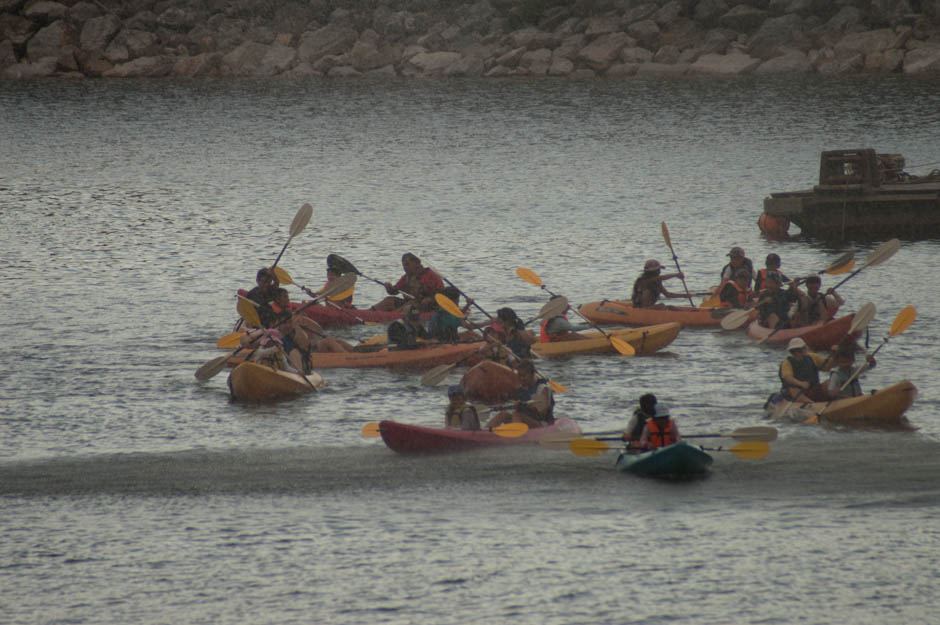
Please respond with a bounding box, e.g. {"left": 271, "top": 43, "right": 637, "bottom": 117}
{"left": 227, "top": 361, "right": 325, "bottom": 402}
{"left": 579, "top": 300, "right": 747, "bottom": 327}
{"left": 309, "top": 342, "right": 484, "bottom": 370}
{"left": 530, "top": 322, "right": 681, "bottom": 357}
{"left": 766, "top": 381, "right": 917, "bottom": 430}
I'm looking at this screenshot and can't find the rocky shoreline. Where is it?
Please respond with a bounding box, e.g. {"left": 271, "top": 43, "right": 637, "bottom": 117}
{"left": 2, "top": 0, "right": 940, "bottom": 79}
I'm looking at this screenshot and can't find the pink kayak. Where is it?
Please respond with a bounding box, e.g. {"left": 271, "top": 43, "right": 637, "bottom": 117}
{"left": 234, "top": 289, "right": 431, "bottom": 328}
{"left": 379, "top": 418, "right": 582, "bottom": 454}
{"left": 745, "top": 313, "right": 856, "bottom": 349}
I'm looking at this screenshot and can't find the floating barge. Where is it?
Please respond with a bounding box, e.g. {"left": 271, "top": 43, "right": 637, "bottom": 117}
{"left": 759, "top": 149, "right": 940, "bottom": 239}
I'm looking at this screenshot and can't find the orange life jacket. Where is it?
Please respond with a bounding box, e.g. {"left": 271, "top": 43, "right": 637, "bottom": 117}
{"left": 646, "top": 418, "right": 678, "bottom": 449}
{"left": 718, "top": 280, "right": 751, "bottom": 307}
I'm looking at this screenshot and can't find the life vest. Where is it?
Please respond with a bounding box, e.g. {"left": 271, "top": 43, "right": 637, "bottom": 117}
{"left": 646, "top": 418, "right": 678, "bottom": 449}
{"left": 718, "top": 279, "right": 750, "bottom": 307}
{"left": 540, "top": 316, "right": 569, "bottom": 342}
{"left": 780, "top": 355, "right": 820, "bottom": 390}
{"left": 799, "top": 293, "right": 827, "bottom": 324}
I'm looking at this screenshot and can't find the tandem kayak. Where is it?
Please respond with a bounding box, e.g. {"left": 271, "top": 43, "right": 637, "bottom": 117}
{"left": 579, "top": 300, "right": 749, "bottom": 328}
{"left": 765, "top": 380, "right": 918, "bottom": 430}
{"left": 615, "top": 441, "right": 713, "bottom": 477}
{"left": 309, "top": 342, "right": 484, "bottom": 370}
{"left": 530, "top": 322, "right": 681, "bottom": 357}
{"left": 378, "top": 417, "right": 582, "bottom": 454}
{"left": 227, "top": 361, "right": 325, "bottom": 402}
{"left": 745, "top": 313, "right": 856, "bottom": 349}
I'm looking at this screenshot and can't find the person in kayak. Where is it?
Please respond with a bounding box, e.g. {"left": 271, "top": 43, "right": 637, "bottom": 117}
{"left": 373, "top": 253, "right": 445, "bottom": 312}
{"left": 622, "top": 393, "right": 658, "bottom": 443}
{"left": 444, "top": 385, "right": 480, "bottom": 430}
{"left": 387, "top": 306, "right": 431, "bottom": 349}
{"left": 792, "top": 275, "right": 845, "bottom": 327}
{"left": 779, "top": 337, "right": 835, "bottom": 402}
{"left": 753, "top": 253, "right": 789, "bottom": 293}
{"left": 756, "top": 271, "right": 801, "bottom": 329}
{"left": 318, "top": 260, "right": 354, "bottom": 307}
{"left": 826, "top": 344, "right": 876, "bottom": 398}
{"left": 485, "top": 360, "right": 554, "bottom": 429}
{"left": 719, "top": 247, "right": 755, "bottom": 285}
{"left": 718, "top": 268, "right": 755, "bottom": 307}
{"left": 245, "top": 267, "right": 280, "bottom": 327}
{"left": 637, "top": 403, "right": 681, "bottom": 450}
{"left": 631, "top": 259, "right": 685, "bottom": 308}
{"left": 428, "top": 287, "right": 475, "bottom": 342}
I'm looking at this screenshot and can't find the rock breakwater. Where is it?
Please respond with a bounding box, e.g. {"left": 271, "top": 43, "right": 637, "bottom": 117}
{"left": 2, "top": 0, "right": 940, "bottom": 79}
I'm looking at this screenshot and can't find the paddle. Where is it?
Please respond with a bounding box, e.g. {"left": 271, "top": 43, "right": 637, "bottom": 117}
{"left": 327, "top": 253, "right": 416, "bottom": 300}
{"left": 194, "top": 275, "right": 357, "bottom": 381}
{"left": 828, "top": 238, "right": 901, "bottom": 292}
{"left": 660, "top": 221, "right": 695, "bottom": 306}
{"left": 419, "top": 298, "right": 572, "bottom": 388}
{"left": 515, "top": 267, "right": 635, "bottom": 357}
{"left": 427, "top": 263, "right": 494, "bottom": 321}
{"left": 568, "top": 439, "right": 770, "bottom": 459}
{"left": 360, "top": 421, "right": 529, "bottom": 438}
{"left": 272, "top": 203, "right": 313, "bottom": 268}
{"left": 538, "top": 425, "right": 778, "bottom": 450}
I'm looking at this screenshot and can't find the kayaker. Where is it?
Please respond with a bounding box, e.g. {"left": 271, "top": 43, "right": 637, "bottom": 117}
{"left": 387, "top": 306, "right": 431, "bottom": 349}
{"left": 245, "top": 267, "right": 280, "bottom": 327}
{"left": 444, "top": 385, "right": 480, "bottom": 431}
{"left": 826, "top": 345, "right": 875, "bottom": 398}
{"left": 779, "top": 337, "right": 835, "bottom": 402}
{"left": 792, "top": 275, "right": 845, "bottom": 327}
{"left": 631, "top": 259, "right": 685, "bottom": 308}
{"left": 718, "top": 268, "right": 755, "bottom": 307}
{"left": 250, "top": 329, "right": 299, "bottom": 374}
{"left": 495, "top": 307, "right": 536, "bottom": 359}
{"left": 373, "top": 253, "right": 445, "bottom": 312}
{"left": 484, "top": 360, "right": 554, "bottom": 429}
{"left": 318, "top": 261, "right": 354, "bottom": 307}
{"left": 756, "top": 271, "right": 801, "bottom": 329}
{"left": 428, "top": 286, "right": 475, "bottom": 342}
{"left": 753, "top": 253, "right": 789, "bottom": 293}
{"left": 637, "top": 403, "right": 681, "bottom": 450}
{"left": 539, "top": 297, "right": 587, "bottom": 342}
{"left": 622, "top": 393, "right": 657, "bottom": 443}
{"left": 719, "top": 247, "right": 755, "bottom": 285}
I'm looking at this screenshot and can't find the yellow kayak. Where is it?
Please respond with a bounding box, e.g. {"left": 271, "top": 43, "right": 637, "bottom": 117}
{"left": 531, "top": 323, "right": 681, "bottom": 357}
{"left": 227, "top": 361, "right": 326, "bottom": 402}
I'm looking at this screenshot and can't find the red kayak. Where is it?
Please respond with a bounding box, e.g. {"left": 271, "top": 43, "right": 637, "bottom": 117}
{"left": 745, "top": 313, "right": 856, "bottom": 349}
{"left": 234, "top": 289, "right": 431, "bottom": 328}
{"left": 379, "top": 418, "right": 582, "bottom": 454}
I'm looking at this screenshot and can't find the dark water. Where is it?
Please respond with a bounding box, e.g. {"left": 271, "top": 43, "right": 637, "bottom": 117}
{"left": 2, "top": 75, "right": 939, "bottom": 624}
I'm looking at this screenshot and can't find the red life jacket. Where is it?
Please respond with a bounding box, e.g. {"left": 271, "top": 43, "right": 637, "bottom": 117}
{"left": 646, "top": 418, "right": 678, "bottom": 449}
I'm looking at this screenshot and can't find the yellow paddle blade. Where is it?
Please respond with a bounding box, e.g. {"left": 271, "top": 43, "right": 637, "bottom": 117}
{"left": 435, "top": 292, "right": 463, "bottom": 318}
{"left": 890, "top": 306, "right": 917, "bottom": 335}
{"left": 273, "top": 266, "right": 293, "bottom": 285}
{"left": 492, "top": 422, "right": 529, "bottom": 438}
{"left": 569, "top": 438, "right": 614, "bottom": 457}
{"left": 610, "top": 336, "right": 636, "bottom": 357}
{"left": 729, "top": 441, "right": 770, "bottom": 459}
{"left": 548, "top": 379, "right": 569, "bottom": 393}
{"left": 515, "top": 267, "right": 543, "bottom": 287}
{"left": 361, "top": 422, "right": 381, "bottom": 437}
{"left": 237, "top": 296, "right": 261, "bottom": 327}
{"left": 824, "top": 257, "right": 855, "bottom": 275}
{"left": 217, "top": 332, "right": 245, "bottom": 349}
{"left": 328, "top": 286, "right": 355, "bottom": 302}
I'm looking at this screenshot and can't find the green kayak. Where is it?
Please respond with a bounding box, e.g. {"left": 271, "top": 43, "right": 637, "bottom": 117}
{"left": 615, "top": 441, "right": 713, "bottom": 477}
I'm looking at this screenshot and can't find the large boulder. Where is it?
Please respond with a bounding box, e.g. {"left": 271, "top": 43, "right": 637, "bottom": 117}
{"left": 903, "top": 47, "right": 940, "bottom": 74}
{"left": 627, "top": 19, "right": 661, "bottom": 48}
{"left": 79, "top": 14, "right": 121, "bottom": 53}
{"left": 834, "top": 28, "right": 903, "bottom": 57}
{"left": 577, "top": 32, "right": 631, "bottom": 70}
{"left": 23, "top": 1, "right": 68, "bottom": 24}
{"left": 689, "top": 50, "right": 761, "bottom": 73}
{"left": 103, "top": 55, "right": 175, "bottom": 77}
{"left": 519, "top": 47, "right": 552, "bottom": 74}
{"left": 719, "top": 5, "right": 769, "bottom": 32}
{"left": 67, "top": 2, "right": 103, "bottom": 25}
{"left": 695, "top": 0, "right": 731, "bottom": 27}
{"left": 754, "top": 49, "right": 812, "bottom": 72}
{"left": 171, "top": 52, "right": 223, "bottom": 77}
{"left": 74, "top": 48, "right": 113, "bottom": 76}
{"left": 26, "top": 20, "right": 77, "bottom": 62}
{"left": 296, "top": 24, "right": 358, "bottom": 64}
{"left": 747, "top": 14, "right": 808, "bottom": 59}
{"left": 816, "top": 52, "right": 864, "bottom": 74}
{"left": 406, "top": 50, "right": 461, "bottom": 75}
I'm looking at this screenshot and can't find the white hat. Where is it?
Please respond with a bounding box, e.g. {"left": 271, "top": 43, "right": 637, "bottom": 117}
{"left": 787, "top": 337, "right": 807, "bottom": 351}
{"left": 653, "top": 403, "right": 671, "bottom": 418}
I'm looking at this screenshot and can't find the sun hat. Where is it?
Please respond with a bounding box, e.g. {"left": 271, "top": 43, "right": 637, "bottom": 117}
{"left": 728, "top": 247, "right": 745, "bottom": 257}
{"left": 787, "top": 337, "right": 807, "bottom": 352}
{"left": 643, "top": 259, "right": 662, "bottom": 272}
{"left": 653, "top": 403, "right": 671, "bottom": 418}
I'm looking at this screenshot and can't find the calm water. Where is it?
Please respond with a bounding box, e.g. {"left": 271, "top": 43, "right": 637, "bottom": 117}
{"left": 2, "top": 75, "right": 940, "bottom": 624}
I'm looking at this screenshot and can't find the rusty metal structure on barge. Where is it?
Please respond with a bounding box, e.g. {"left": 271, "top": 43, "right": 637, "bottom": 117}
{"left": 758, "top": 149, "right": 940, "bottom": 240}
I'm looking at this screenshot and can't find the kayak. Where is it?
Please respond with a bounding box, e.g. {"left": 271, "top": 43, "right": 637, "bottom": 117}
{"left": 579, "top": 300, "right": 751, "bottom": 328}
{"left": 745, "top": 313, "right": 856, "bottom": 349}
{"left": 460, "top": 360, "right": 520, "bottom": 402}
{"left": 378, "top": 417, "right": 582, "bottom": 454}
{"left": 615, "top": 441, "right": 713, "bottom": 477}
{"left": 765, "top": 380, "right": 918, "bottom": 429}
{"left": 530, "top": 322, "right": 681, "bottom": 357}
{"left": 309, "top": 342, "right": 484, "bottom": 370}
{"left": 297, "top": 303, "right": 432, "bottom": 328}
{"left": 227, "top": 361, "right": 325, "bottom": 402}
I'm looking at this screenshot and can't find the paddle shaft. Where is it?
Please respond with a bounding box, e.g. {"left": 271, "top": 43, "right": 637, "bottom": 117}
{"left": 660, "top": 221, "right": 695, "bottom": 307}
